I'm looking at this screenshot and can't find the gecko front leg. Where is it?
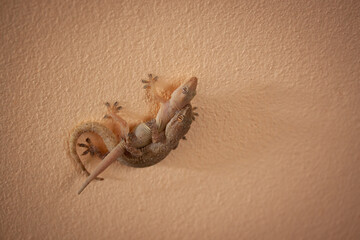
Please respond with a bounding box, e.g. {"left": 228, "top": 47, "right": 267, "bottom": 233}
{"left": 142, "top": 74, "right": 168, "bottom": 104}
{"left": 123, "top": 75, "right": 166, "bottom": 148}
{"left": 103, "top": 101, "right": 129, "bottom": 140}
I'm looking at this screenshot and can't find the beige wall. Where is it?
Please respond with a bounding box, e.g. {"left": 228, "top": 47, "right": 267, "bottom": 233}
{"left": 1, "top": 0, "right": 359, "bottom": 239}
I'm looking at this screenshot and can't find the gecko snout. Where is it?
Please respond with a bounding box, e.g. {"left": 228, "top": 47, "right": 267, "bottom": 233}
{"left": 184, "top": 77, "right": 197, "bottom": 97}
{"left": 188, "top": 77, "right": 198, "bottom": 90}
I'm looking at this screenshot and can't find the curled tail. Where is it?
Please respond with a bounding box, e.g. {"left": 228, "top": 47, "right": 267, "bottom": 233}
{"left": 68, "top": 122, "right": 118, "bottom": 178}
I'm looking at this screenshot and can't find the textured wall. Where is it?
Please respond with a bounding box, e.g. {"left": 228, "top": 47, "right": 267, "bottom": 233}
{"left": 1, "top": 0, "right": 359, "bottom": 239}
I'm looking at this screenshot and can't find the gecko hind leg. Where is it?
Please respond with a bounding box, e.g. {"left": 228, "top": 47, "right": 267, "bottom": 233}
{"left": 123, "top": 137, "right": 143, "bottom": 158}
{"left": 78, "top": 138, "right": 106, "bottom": 158}
{"left": 77, "top": 138, "right": 105, "bottom": 181}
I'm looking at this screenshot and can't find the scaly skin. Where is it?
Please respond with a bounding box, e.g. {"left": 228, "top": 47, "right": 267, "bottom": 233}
{"left": 107, "top": 104, "right": 195, "bottom": 168}
{"left": 70, "top": 76, "right": 198, "bottom": 194}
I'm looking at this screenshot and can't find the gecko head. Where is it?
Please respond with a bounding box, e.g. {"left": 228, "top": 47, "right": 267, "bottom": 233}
{"left": 165, "top": 104, "right": 193, "bottom": 141}
{"left": 170, "top": 77, "right": 198, "bottom": 109}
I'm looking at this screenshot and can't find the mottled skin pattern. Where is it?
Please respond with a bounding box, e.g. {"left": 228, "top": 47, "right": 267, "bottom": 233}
{"left": 68, "top": 75, "right": 198, "bottom": 194}
{"left": 119, "top": 104, "right": 194, "bottom": 167}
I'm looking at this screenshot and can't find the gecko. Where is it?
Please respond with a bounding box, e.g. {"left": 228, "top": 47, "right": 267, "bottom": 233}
{"left": 68, "top": 75, "right": 198, "bottom": 194}
{"left": 79, "top": 104, "right": 196, "bottom": 168}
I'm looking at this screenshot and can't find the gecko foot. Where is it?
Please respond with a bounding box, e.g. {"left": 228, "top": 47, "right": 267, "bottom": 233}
{"left": 103, "top": 101, "right": 123, "bottom": 119}
{"left": 103, "top": 101, "right": 129, "bottom": 139}
{"left": 141, "top": 74, "right": 168, "bottom": 103}
{"left": 141, "top": 74, "right": 158, "bottom": 89}
{"left": 192, "top": 106, "right": 199, "bottom": 121}
{"left": 77, "top": 138, "right": 104, "bottom": 181}
{"left": 78, "top": 138, "right": 102, "bottom": 157}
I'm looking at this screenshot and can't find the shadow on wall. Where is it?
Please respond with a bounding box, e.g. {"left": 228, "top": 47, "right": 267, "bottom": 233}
{"left": 161, "top": 80, "right": 306, "bottom": 172}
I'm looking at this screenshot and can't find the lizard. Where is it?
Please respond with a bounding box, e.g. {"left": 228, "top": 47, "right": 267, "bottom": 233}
{"left": 79, "top": 104, "right": 196, "bottom": 168}
{"left": 68, "top": 75, "right": 198, "bottom": 194}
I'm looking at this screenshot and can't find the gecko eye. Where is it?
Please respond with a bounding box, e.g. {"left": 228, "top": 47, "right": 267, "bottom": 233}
{"left": 177, "top": 115, "right": 184, "bottom": 122}
{"left": 182, "top": 86, "right": 189, "bottom": 94}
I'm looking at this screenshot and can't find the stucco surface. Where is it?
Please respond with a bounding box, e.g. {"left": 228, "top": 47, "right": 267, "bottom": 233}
{"left": 1, "top": 0, "right": 359, "bottom": 239}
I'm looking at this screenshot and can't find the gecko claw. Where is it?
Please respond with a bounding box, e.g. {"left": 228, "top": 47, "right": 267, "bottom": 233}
{"left": 104, "top": 102, "right": 123, "bottom": 117}
{"left": 81, "top": 149, "right": 90, "bottom": 155}
{"left": 79, "top": 138, "right": 98, "bottom": 156}
{"left": 192, "top": 106, "right": 199, "bottom": 120}
{"left": 142, "top": 74, "right": 158, "bottom": 90}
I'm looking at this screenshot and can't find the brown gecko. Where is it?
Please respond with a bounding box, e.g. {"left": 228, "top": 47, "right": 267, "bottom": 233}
{"left": 79, "top": 104, "right": 196, "bottom": 168}
{"left": 69, "top": 75, "right": 198, "bottom": 194}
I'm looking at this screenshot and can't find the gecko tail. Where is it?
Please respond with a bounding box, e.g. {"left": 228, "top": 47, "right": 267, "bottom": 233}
{"left": 78, "top": 144, "right": 124, "bottom": 194}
